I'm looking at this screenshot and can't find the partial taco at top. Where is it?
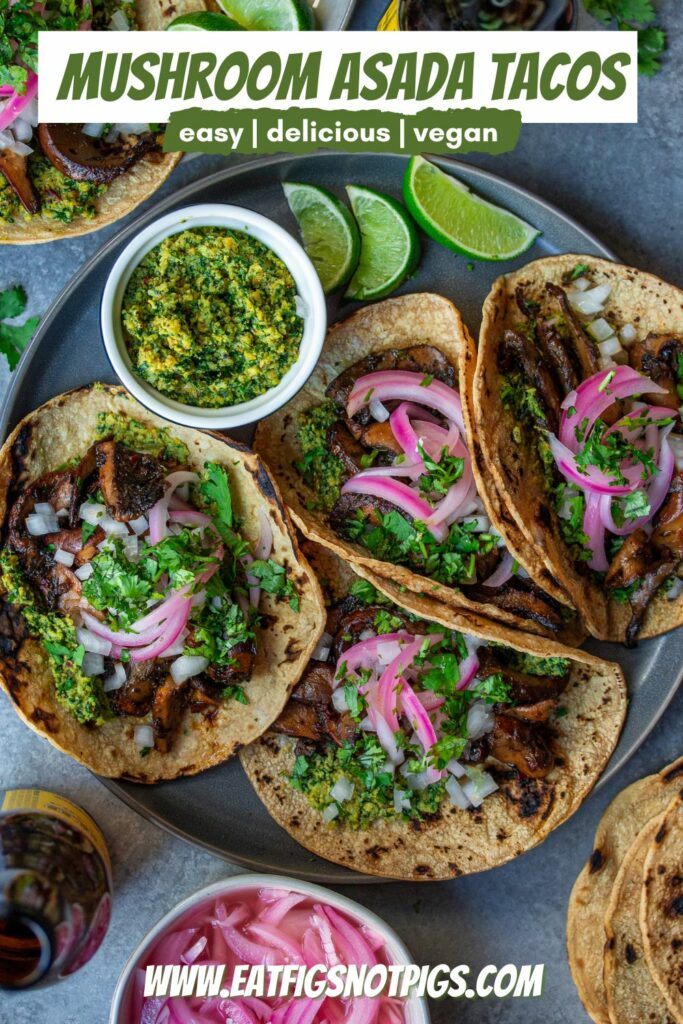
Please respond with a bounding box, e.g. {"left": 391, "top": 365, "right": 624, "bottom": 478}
{"left": 240, "top": 543, "right": 626, "bottom": 881}
{"left": 474, "top": 254, "right": 683, "bottom": 644}
{"left": 0, "top": 0, "right": 205, "bottom": 243}
{"left": 0, "top": 384, "right": 325, "bottom": 781}
{"left": 254, "top": 292, "right": 583, "bottom": 644}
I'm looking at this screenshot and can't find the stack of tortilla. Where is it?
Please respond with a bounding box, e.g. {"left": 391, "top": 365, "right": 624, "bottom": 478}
{"left": 567, "top": 757, "right": 683, "bottom": 1023}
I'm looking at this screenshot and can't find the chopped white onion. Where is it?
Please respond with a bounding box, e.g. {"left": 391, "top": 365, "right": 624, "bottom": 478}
{"left": 445, "top": 775, "right": 471, "bottom": 809}
{"left": 330, "top": 777, "right": 354, "bottom": 804}
{"left": 163, "top": 629, "right": 189, "bottom": 658}
{"left": 462, "top": 769, "right": 498, "bottom": 808}
{"left": 587, "top": 318, "right": 615, "bottom": 343}
{"left": 104, "top": 663, "right": 127, "bottom": 692}
{"left": 446, "top": 758, "right": 466, "bottom": 778}
{"left": 113, "top": 122, "right": 148, "bottom": 136}
{"left": 100, "top": 515, "right": 128, "bottom": 538}
{"left": 82, "top": 652, "right": 105, "bottom": 676}
{"left": 170, "top": 655, "right": 209, "bottom": 684}
{"left": 211, "top": 596, "right": 222, "bottom": 609}
{"left": 567, "top": 283, "right": 611, "bottom": 317}
{"left": 619, "top": 323, "right": 637, "bottom": 345}
{"left": 376, "top": 640, "right": 402, "bottom": 666}
{"left": 667, "top": 577, "right": 683, "bottom": 601}
{"left": 598, "top": 336, "right": 623, "bottom": 359}
{"left": 109, "top": 9, "right": 130, "bottom": 30}
{"left": 82, "top": 123, "right": 105, "bottom": 138}
{"left": 75, "top": 563, "right": 94, "bottom": 582}
{"left": 129, "top": 515, "right": 148, "bottom": 535}
{"left": 466, "top": 700, "right": 495, "bottom": 740}
{"left": 134, "top": 725, "right": 155, "bottom": 750}
{"left": 670, "top": 435, "right": 683, "bottom": 471}
{"left": 572, "top": 276, "right": 590, "bottom": 292}
{"left": 369, "top": 397, "right": 390, "bottom": 423}
{"left": 312, "top": 631, "right": 333, "bottom": 661}
{"left": 76, "top": 627, "right": 112, "bottom": 657}
{"left": 123, "top": 535, "right": 139, "bottom": 563}
{"left": 34, "top": 502, "right": 55, "bottom": 517}
{"left": 54, "top": 548, "right": 75, "bottom": 567}
{"left": 359, "top": 715, "right": 373, "bottom": 732}
{"left": 26, "top": 513, "right": 59, "bottom": 536}
{"left": 393, "top": 788, "right": 411, "bottom": 813}
{"left": 331, "top": 687, "right": 349, "bottom": 713}
{"left": 190, "top": 589, "right": 207, "bottom": 609}
{"left": 322, "top": 804, "right": 339, "bottom": 823}
{"left": 0, "top": 130, "right": 31, "bottom": 156}
{"left": 79, "top": 502, "right": 106, "bottom": 525}
{"left": 598, "top": 356, "right": 617, "bottom": 371}
{"left": 56, "top": 507, "right": 69, "bottom": 518}
{"left": 399, "top": 763, "right": 432, "bottom": 791}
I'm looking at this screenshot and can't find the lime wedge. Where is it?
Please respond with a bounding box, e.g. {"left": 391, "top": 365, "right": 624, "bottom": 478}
{"left": 166, "top": 11, "right": 244, "bottom": 29}
{"left": 284, "top": 183, "right": 360, "bottom": 294}
{"left": 344, "top": 186, "right": 420, "bottom": 301}
{"left": 403, "top": 155, "right": 540, "bottom": 262}
{"left": 214, "top": 0, "right": 314, "bottom": 30}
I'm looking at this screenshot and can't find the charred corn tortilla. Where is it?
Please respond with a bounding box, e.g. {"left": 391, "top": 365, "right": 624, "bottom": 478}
{"left": 641, "top": 790, "right": 683, "bottom": 1020}
{"left": 566, "top": 757, "right": 683, "bottom": 1023}
{"left": 240, "top": 543, "right": 626, "bottom": 882}
{"left": 0, "top": 384, "right": 325, "bottom": 782}
{"left": 0, "top": 0, "right": 205, "bottom": 245}
{"left": 474, "top": 254, "right": 683, "bottom": 643}
{"left": 603, "top": 815, "right": 676, "bottom": 1024}
{"left": 254, "top": 292, "right": 582, "bottom": 644}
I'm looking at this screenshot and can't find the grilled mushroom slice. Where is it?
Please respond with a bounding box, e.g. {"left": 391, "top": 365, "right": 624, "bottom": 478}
{"left": 37, "top": 124, "right": 158, "bottom": 185}
{"left": 0, "top": 149, "right": 39, "bottom": 213}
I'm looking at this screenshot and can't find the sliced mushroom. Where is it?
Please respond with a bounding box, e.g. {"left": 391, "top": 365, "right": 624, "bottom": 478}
{"left": 0, "top": 149, "right": 39, "bottom": 214}
{"left": 37, "top": 124, "right": 158, "bottom": 185}
{"left": 630, "top": 334, "right": 683, "bottom": 410}
{"left": 546, "top": 283, "right": 600, "bottom": 381}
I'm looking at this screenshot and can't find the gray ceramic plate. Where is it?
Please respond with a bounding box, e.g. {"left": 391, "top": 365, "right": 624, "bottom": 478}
{"left": 3, "top": 153, "right": 682, "bottom": 883}
{"left": 317, "top": 0, "right": 357, "bottom": 28}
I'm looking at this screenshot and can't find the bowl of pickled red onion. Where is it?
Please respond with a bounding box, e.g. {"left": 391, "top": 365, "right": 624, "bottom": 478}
{"left": 110, "top": 874, "right": 431, "bottom": 1024}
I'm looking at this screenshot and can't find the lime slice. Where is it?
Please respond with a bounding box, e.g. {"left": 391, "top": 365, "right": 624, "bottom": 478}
{"left": 344, "top": 186, "right": 420, "bottom": 301}
{"left": 214, "top": 0, "right": 314, "bottom": 30}
{"left": 403, "top": 155, "right": 540, "bottom": 262}
{"left": 166, "top": 11, "right": 244, "bottom": 29}
{"left": 284, "top": 183, "right": 360, "bottom": 294}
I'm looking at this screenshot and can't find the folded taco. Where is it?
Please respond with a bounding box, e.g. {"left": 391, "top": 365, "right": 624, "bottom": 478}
{"left": 254, "top": 292, "right": 582, "bottom": 644}
{"left": 0, "top": 0, "right": 205, "bottom": 243}
{"left": 240, "top": 543, "right": 626, "bottom": 881}
{"left": 474, "top": 254, "right": 683, "bottom": 644}
{"left": 0, "top": 384, "right": 324, "bottom": 781}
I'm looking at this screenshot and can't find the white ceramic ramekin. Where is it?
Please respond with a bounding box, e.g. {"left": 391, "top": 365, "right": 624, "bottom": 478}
{"left": 101, "top": 203, "right": 327, "bottom": 430}
{"left": 109, "top": 873, "right": 431, "bottom": 1024}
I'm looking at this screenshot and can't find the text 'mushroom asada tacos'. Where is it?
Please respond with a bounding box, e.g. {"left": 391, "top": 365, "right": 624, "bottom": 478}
{"left": 0, "top": 384, "right": 325, "bottom": 782}
{"left": 474, "top": 254, "right": 683, "bottom": 645}
{"left": 254, "top": 292, "right": 583, "bottom": 644}
{"left": 240, "top": 543, "right": 626, "bottom": 881}
{"left": 0, "top": 0, "right": 206, "bottom": 243}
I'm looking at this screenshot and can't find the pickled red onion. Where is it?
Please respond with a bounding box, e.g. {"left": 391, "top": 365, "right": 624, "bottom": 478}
{"left": 348, "top": 370, "right": 465, "bottom": 433}
{"left": 340, "top": 475, "right": 447, "bottom": 542}
{"left": 0, "top": 71, "right": 37, "bottom": 132}
{"left": 559, "top": 366, "right": 668, "bottom": 451}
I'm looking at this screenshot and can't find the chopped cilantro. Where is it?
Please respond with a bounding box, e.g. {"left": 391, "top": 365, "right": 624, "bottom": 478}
{"left": 0, "top": 284, "right": 39, "bottom": 371}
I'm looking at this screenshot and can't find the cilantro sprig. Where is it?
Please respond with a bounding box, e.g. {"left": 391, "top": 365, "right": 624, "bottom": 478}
{"left": 0, "top": 285, "right": 39, "bottom": 371}
{"left": 582, "top": 0, "right": 666, "bottom": 76}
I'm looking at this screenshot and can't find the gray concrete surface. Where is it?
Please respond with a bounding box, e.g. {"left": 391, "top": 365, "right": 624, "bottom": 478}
{"left": 0, "top": 3, "right": 681, "bottom": 1022}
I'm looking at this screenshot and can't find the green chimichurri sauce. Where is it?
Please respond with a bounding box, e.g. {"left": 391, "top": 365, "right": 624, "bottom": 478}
{"left": 0, "top": 156, "right": 106, "bottom": 227}
{"left": 121, "top": 227, "right": 305, "bottom": 409}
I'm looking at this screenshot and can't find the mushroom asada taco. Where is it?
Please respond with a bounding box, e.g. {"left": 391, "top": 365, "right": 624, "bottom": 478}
{"left": 254, "top": 292, "right": 583, "bottom": 644}
{"left": 0, "top": 384, "right": 325, "bottom": 781}
{"left": 240, "top": 543, "right": 626, "bottom": 881}
{"left": 474, "top": 254, "right": 683, "bottom": 644}
{"left": 0, "top": 0, "right": 205, "bottom": 243}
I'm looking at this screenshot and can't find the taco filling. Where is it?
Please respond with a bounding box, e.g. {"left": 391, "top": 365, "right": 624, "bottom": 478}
{"left": 0, "top": 415, "right": 298, "bottom": 754}
{"left": 0, "top": 0, "right": 163, "bottom": 226}
{"left": 295, "top": 344, "right": 568, "bottom": 635}
{"left": 271, "top": 579, "right": 570, "bottom": 830}
{"left": 500, "top": 267, "right": 683, "bottom": 644}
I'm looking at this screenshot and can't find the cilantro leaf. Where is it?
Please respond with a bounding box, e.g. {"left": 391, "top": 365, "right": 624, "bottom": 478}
{"left": 0, "top": 284, "right": 39, "bottom": 371}
{"left": 582, "top": 0, "right": 666, "bottom": 75}
{"left": 249, "top": 558, "right": 300, "bottom": 611}
{"left": 0, "top": 284, "right": 27, "bottom": 320}
{"left": 200, "top": 462, "right": 233, "bottom": 529}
